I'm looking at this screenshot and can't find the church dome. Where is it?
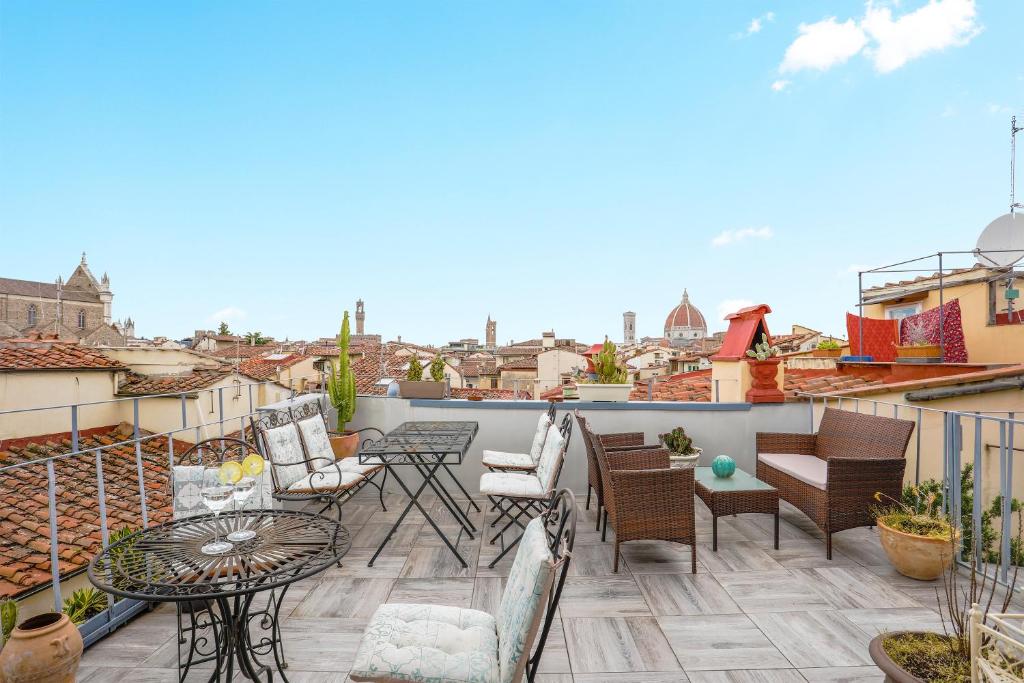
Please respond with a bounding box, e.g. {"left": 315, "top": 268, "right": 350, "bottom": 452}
{"left": 664, "top": 290, "right": 707, "bottom": 342}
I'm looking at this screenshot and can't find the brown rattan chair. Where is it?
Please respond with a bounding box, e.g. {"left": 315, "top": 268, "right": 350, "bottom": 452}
{"left": 579, "top": 416, "right": 696, "bottom": 573}
{"left": 755, "top": 407, "right": 914, "bottom": 559}
{"left": 574, "top": 409, "right": 661, "bottom": 532}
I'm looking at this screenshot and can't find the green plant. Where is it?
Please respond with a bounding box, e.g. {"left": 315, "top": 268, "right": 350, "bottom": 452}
{"left": 590, "top": 338, "right": 628, "bottom": 384}
{"left": 745, "top": 333, "right": 780, "bottom": 361}
{"left": 108, "top": 526, "right": 139, "bottom": 596}
{"left": 244, "top": 331, "right": 270, "bottom": 345}
{"left": 659, "top": 427, "right": 698, "bottom": 455}
{"left": 217, "top": 321, "right": 232, "bottom": 336}
{"left": 1, "top": 598, "right": 17, "bottom": 646}
{"left": 406, "top": 355, "right": 424, "bottom": 381}
{"left": 327, "top": 312, "right": 357, "bottom": 431}
{"left": 816, "top": 339, "right": 841, "bottom": 350}
{"left": 62, "top": 587, "right": 107, "bottom": 626}
{"left": 429, "top": 355, "right": 446, "bottom": 383}
{"left": 873, "top": 491, "right": 951, "bottom": 539}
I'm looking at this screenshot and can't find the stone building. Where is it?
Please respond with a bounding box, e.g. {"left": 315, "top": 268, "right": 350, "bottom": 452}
{"left": 0, "top": 253, "right": 127, "bottom": 345}
{"left": 664, "top": 289, "right": 707, "bottom": 348}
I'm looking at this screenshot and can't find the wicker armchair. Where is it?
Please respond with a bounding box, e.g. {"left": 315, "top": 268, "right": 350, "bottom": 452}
{"left": 756, "top": 407, "right": 914, "bottom": 559}
{"left": 580, "top": 416, "right": 696, "bottom": 573}
{"left": 574, "top": 409, "right": 661, "bottom": 532}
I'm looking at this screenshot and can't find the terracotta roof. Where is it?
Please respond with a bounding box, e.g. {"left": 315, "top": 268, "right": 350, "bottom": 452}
{"left": 0, "top": 341, "right": 125, "bottom": 371}
{"left": 238, "top": 353, "right": 307, "bottom": 380}
{"left": 117, "top": 368, "right": 232, "bottom": 396}
{"left": 631, "top": 371, "right": 713, "bottom": 402}
{"left": 499, "top": 357, "right": 538, "bottom": 371}
{"left": 0, "top": 277, "right": 100, "bottom": 303}
{"left": 0, "top": 424, "right": 174, "bottom": 598}
{"left": 496, "top": 345, "right": 542, "bottom": 356}
{"left": 820, "top": 363, "right": 1024, "bottom": 398}
{"left": 664, "top": 290, "right": 706, "bottom": 333}
{"left": 206, "top": 344, "right": 278, "bottom": 359}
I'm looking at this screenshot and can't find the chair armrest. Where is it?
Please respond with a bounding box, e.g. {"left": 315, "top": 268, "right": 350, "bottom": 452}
{"left": 756, "top": 432, "right": 817, "bottom": 456}
{"left": 606, "top": 448, "right": 671, "bottom": 470}
{"left": 605, "top": 443, "right": 662, "bottom": 452}
{"left": 599, "top": 432, "right": 645, "bottom": 448}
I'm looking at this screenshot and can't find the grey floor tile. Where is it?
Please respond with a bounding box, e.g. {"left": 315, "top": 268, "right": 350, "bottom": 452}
{"left": 573, "top": 674, "right": 691, "bottom": 683}
{"left": 292, "top": 577, "right": 394, "bottom": 618}
{"left": 472, "top": 576, "right": 505, "bottom": 614}
{"left": 559, "top": 576, "right": 652, "bottom": 617}
{"left": 569, "top": 542, "right": 623, "bottom": 576}
{"left": 698, "top": 541, "right": 784, "bottom": 572}
{"left": 749, "top": 611, "right": 873, "bottom": 668}
{"left": 797, "top": 666, "right": 884, "bottom": 682}
{"left": 715, "top": 570, "right": 833, "bottom": 613}
{"left": 686, "top": 671, "right": 805, "bottom": 683}
{"left": 636, "top": 573, "right": 741, "bottom": 616}
{"left": 658, "top": 614, "right": 790, "bottom": 670}
{"left": 620, "top": 540, "right": 702, "bottom": 575}
{"left": 837, "top": 607, "right": 944, "bottom": 636}
{"left": 388, "top": 577, "right": 474, "bottom": 607}
{"left": 803, "top": 567, "right": 920, "bottom": 609}
{"left": 563, "top": 616, "right": 681, "bottom": 673}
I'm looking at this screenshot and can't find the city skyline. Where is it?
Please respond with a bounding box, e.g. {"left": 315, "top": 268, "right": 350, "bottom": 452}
{"left": 2, "top": 1, "right": 1022, "bottom": 344}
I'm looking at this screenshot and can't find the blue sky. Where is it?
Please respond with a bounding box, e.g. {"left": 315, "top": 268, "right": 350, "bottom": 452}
{"left": 1, "top": 1, "right": 1021, "bottom": 345}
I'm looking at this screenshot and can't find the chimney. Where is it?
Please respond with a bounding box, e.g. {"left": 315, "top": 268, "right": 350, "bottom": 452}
{"left": 709, "top": 304, "right": 783, "bottom": 403}
{"left": 542, "top": 331, "right": 555, "bottom": 349}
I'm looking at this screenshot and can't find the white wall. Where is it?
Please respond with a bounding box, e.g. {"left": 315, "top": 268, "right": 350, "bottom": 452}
{"left": 344, "top": 396, "right": 808, "bottom": 495}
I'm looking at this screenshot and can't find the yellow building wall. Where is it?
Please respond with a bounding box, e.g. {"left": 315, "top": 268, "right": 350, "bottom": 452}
{"left": 862, "top": 279, "right": 1024, "bottom": 364}
{"left": 499, "top": 370, "right": 536, "bottom": 397}
{"left": 0, "top": 370, "right": 122, "bottom": 440}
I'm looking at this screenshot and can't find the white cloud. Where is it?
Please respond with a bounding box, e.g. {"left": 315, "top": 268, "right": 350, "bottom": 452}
{"left": 771, "top": 79, "right": 791, "bottom": 92}
{"left": 717, "top": 299, "right": 755, "bottom": 321}
{"left": 862, "top": 0, "right": 980, "bottom": 73}
{"left": 735, "top": 11, "right": 776, "bottom": 38}
{"left": 208, "top": 306, "right": 247, "bottom": 323}
{"left": 987, "top": 103, "right": 1013, "bottom": 115}
{"left": 778, "top": 0, "right": 980, "bottom": 76}
{"left": 779, "top": 17, "right": 867, "bottom": 73}
{"left": 711, "top": 226, "right": 774, "bottom": 247}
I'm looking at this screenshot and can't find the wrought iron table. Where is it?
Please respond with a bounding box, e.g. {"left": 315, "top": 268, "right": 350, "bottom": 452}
{"left": 360, "top": 421, "right": 480, "bottom": 568}
{"left": 87, "top": 509, "right": 349, "bottom": 682}
{"left": 694, "top": 466, "right": 779, "bottom": 552}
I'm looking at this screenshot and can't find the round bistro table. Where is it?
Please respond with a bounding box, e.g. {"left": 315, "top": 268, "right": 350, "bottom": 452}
{"left": 88, "top": 509, "right": 349, "bottom": 682}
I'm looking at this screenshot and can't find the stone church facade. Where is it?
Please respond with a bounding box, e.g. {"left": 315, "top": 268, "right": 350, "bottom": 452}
{"left": 0, "top": 253, "right": 129, "bottom": 345}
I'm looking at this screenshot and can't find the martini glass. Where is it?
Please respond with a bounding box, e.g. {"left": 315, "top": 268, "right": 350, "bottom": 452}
{"left": 227, "top": 477, "right": 257, "bottom": 542}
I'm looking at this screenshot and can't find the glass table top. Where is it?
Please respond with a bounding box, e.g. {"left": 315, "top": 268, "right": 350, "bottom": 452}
{"left": 694, "top": 466, "right": 775, "bottom": 492}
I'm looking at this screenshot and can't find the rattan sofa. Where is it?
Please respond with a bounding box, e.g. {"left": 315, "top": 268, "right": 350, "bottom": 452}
{"left": 755, "top": 407, "right": 914, "bottom": 559}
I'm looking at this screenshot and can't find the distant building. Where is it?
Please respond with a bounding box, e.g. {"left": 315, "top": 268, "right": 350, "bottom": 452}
{"left": 623, "top": 311, "right": 636, "bottom": 345}
{"left": 0, "top": 253, "right": 126, "bottom": 346}
{"left": 356, "top": 299, "right": 366, "bottom": 335}
{"left": 485, "top": 315, "right": 496, "bottom": 349}
{"left": 664, "top": 289, "right": 707, "bottom": 347}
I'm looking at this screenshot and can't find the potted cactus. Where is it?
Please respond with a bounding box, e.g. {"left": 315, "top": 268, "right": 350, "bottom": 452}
{"left": 745, "top": 333, "right": 784, "bottom": 403}
{"left": 577, "top": 338, "right": 632, "bottom": 402}
{"left": 398, "top": 354, "right": 447, "bottom": 399}
{"left": 327, "top": 312, "right": 360, "bottom": 458}
{"left": 659, "top": 426, "right": 702, "bottom": 468}
{"left": 811, "top": 339, "right": 842, "bottom": 358}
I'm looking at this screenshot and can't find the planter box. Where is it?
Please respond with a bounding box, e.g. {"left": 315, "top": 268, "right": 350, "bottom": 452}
{"left": 811, "top": 348, "right": 842, "bottom": 358}
{"left": 576, "top": 383, "right": 631, "bottom": 402}
{"left": 398, "top": 380, "right": 446, "bottom": 399}
{"left": 895, "top": 344, "right": 941, "bottom": 360}
{"left": 80, "top": 598, "right": 149, "bottom": 647}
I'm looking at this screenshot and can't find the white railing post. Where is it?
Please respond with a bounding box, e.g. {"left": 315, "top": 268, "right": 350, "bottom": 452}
{"left": 46, "top": 458, "right": 62, "bottom": 612}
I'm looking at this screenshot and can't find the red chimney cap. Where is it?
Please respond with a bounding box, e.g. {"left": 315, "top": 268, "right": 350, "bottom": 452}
{"left": 724, "top": 304, "right": 772, "bottom": 321}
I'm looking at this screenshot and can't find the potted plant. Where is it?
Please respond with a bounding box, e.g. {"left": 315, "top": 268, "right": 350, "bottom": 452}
{"left": 576, "top": 338, "right": 632, "bottom": 402}
{"left": 327, "top": 311, "right": 359, "bottom": 458}
{"left": 812, "top": 339, "right": 842, "bottom": 358}
{"left": 895, "top": 318, "right": 942, "bottom": 363}
{"left": 64, "top": 587, "right": 110, "bottom": 644}
{"left": 744, "top": 334, "right": 784, "bottom": 403}
{"left": 869, "top": 475, "right": 1022, "bottom": 682}
{"left": 659, "top": 427, "right": 702, "bottom": 468}
{"left": 398, "top": 354, "right": 447, "bottom": 399}
{"left": 872, "top": 488, "right": 957, "bottom": 581}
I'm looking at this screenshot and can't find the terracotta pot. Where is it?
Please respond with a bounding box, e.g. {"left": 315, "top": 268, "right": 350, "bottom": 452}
{"left": 0, "top": 612, "right": 83, "bottom": 683}
{"left": 745, "top": 358, "right": 784, "bottom": 403}
{"left": 868, "top": 632, "right": 931, "bottom": 683}
{"left": 811, "top": 348, "right": 842, "bottom": 358}
{"left": 330, "top": 432, "right": 359, "bottom": 459}
{"left": 877, "top": 518, "right": 957, "bottom": 581}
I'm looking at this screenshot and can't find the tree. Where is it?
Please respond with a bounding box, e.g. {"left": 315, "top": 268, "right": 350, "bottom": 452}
{"left": 244, "top": 331, "right": 269, "bottom": 345}
{"left": 217, "top": 321, "right": 232, "bottom": 336}
{"left": 327, "top": 312, "right": 357, "bottom": 431}
{"left": 406, "top": 355, "right": 424, "bottom": 381}
{"left": 429, "top": 355, "right": 446, "bottom": 382}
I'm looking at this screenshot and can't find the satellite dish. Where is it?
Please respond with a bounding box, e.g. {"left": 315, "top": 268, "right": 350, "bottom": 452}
{"left": 976, "top": 213, "right": 1024, "bottom": 267}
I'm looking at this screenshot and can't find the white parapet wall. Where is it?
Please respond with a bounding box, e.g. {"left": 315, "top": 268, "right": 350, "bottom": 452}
{"left": 341, "top": 397, "right": 810, "bottom": 495}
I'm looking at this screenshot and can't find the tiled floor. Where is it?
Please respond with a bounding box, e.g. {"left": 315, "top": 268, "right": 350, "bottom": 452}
{"left": 76, "top": 488, "right": 1019, "bottom": 682}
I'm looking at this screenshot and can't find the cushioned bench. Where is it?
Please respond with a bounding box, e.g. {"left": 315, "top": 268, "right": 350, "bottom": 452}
{"left": 755, "top": 407, "right": 914, "bottom": 559}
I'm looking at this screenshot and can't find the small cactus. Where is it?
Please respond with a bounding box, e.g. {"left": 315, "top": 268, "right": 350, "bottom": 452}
{"left": 1, "top": 598, "right": 17, "bottom": 646}
{"left": 591, "top": 338, "right": 628, "bottom": 384}
{"left": 745, "top": 333, "right": 780, "bottom": 361}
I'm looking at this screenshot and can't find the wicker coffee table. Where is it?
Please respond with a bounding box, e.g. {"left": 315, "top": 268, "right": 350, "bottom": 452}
{"left": 694, "top": 466, "right": 779, "bottom": 551}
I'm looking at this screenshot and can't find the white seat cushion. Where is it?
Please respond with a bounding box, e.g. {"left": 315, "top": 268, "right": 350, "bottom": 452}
{"left": 335, "top": 457, "right": 385, "bottom": 476}
{"left": 528, "top": 413, "right": 551, "bottom": 462}
{"left": 481, "top": 450, "right": 536, "bottom": 470}
{"left": 758, "top": 453, "right": 827, "bottom": 490}
{"left": 262, "top": 422, "right": 310, "bottom": 490}
{"left": 296, "top": 414, "right": 334, "bottom": 460}
{"left": 287, "top": 462, "right": 364, "bottom": 493}
{"left": 350, "top": 603, "right": 499, "bottom": 683}
{"left": 479, "top": 471, "right": 545, "bottom": 499}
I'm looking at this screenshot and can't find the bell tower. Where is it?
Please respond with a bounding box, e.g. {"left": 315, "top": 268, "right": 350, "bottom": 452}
{"left": 355, "top": 299, "right": 365, "bottom": 335}
{"left": 623, "top": 311, "right": 636, "bottom": 345}
{"left": 485, "top": 315, "right": 497, "bottom": 349}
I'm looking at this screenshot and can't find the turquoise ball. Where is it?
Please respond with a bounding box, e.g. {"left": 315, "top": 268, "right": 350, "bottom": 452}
{"left": 712, "top": 455, "right": 736, "bottom": 478}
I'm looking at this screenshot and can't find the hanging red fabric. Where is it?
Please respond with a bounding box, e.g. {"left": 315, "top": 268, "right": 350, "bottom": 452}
{"left": 846, "top": 312, "right": 898, "bottom": 361}
{"left": 898, "top": 298, "right": 968, "bottom": 362}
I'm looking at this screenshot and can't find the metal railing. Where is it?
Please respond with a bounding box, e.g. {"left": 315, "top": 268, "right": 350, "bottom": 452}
{"left": 0, "top": 371, "right": 327, "bottom": 624}
{"left": 802, "top": 392, "right": 1022, "bottom": 588}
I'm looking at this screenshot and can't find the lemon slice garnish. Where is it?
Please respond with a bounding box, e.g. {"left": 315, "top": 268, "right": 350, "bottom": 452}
{"left": 242, "top": 454, "right": 265, "bottom": 477}
{"left": 219, "top": 460, "right": 243, "bottom": 484}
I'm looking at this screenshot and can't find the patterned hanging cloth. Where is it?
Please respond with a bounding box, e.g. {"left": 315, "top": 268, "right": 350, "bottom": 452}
{"left": 846, "top": 312, "right": 898, "bottom": 361}
{"left": 898, "top": 298, "right": 968, "bottom": 362}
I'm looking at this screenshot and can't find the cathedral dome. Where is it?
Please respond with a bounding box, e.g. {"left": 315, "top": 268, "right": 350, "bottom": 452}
{"left": 664, "top": 290, "right": 707, "bottom": 344}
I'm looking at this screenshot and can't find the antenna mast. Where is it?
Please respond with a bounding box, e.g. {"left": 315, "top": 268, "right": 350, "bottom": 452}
{"left": 1013, "top": 115, "right": 1023, "bottom": 214}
